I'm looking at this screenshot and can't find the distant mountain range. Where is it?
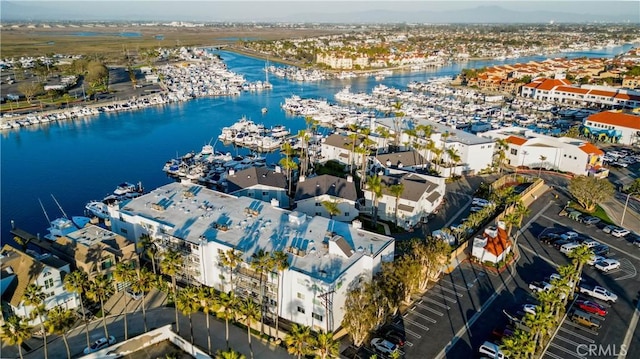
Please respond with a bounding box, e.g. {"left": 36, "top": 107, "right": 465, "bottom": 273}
{"left": 1, "top": 1, "right": 637, "bottom": 24}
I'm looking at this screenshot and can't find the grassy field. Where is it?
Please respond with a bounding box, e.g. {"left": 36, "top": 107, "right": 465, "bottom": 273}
{"left": 0, "top": 25, "right": 340, "bottom": 62}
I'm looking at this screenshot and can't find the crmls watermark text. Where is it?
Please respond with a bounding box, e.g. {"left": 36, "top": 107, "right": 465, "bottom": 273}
{"left": 576, "top": 344, "right": 628, "bottom": 357}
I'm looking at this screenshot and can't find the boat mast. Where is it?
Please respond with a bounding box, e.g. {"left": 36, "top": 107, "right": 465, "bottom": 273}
{"left": 51, "top": 194, "right": 69, "bottom": 219}
{"left": 39, "top": 198, "right": 51, "bottom": 224}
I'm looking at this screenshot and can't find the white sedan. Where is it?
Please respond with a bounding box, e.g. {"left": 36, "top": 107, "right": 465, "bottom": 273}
{"left": 371, "top": 338, "right": 399, "bottom": 355}
{"left": 84, "top": 336, "right": 116, "bottom": 354}
{"left": 587, "top": 255, "right": 606, "bottom": 266}
{"left": 595, "top": 258, "right": 621, "bottom": 272}
{"left": 610, "top": 228, "right": 630, "bottom": 238}
{"left": 522, "top": 304, "right": 537, "bottom": 315}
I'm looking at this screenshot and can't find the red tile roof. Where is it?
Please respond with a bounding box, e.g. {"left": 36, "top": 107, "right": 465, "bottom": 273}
{"left": 535, "top": 78, "right": 572, "bottom": 91}
{"left": 589, "top": 89, "right": 615, "bottom": 97}
{"left": 579, "top": 142, "right": 604, "bottom": 156}
{"left": 484, "top": 227, "right": 510, "bottom": 257}
{"left": 587, "top": 111, "right": 640, "bottom": 130}
{"left": 506, "top": 135, "right": 527, "bottom": 146}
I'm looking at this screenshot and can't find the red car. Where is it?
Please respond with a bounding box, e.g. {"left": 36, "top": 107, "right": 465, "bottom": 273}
{"left": 576, "top": 300, "right": 607, "bottom": 316}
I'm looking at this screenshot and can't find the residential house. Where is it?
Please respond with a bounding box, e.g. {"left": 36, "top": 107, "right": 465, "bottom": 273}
{"left": 109, "top": 182, "right": 395, "bottom": 333}
{"left": 294, "top": 174, "right": 359, "bottom": 222}
{"left": 319, "top": 133, "right": 363, "bottom": 169}
{"left": 372, "top": 150, "right": 428, "bottom": 175}
{"left": 582, "top": 110, "right": 640, "bottom": 146}
{"left": 0, "top": 245, "right": 79, "bottom": 324}
{"left": 480, "top": 127, "right": 607, "bottom": 177}
{"left": 471, "top": 222, "right": 512, "bottom": 265}
{"left": 225, "top": 166, "right": 290, "bottom": 208}
{"left": 362, "top": 172, "right": 446, "bottom": 230}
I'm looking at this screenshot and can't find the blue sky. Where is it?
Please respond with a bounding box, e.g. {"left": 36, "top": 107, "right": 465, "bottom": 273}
{"left": 2, "top": 1, "right": 638, "bottom": 22}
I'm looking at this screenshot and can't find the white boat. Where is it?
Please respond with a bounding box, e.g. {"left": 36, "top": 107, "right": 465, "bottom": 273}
{"left": 85, "top": 201, "right": 110, "bottom": 219}
{"left": 113, "top": 182, "right": 144, "bottom": 197}
{"left": 261, "top": 107, "right": 268, "bottom": 114}
{"left": 44, "top": 216, "right": 91, "bottom": 241}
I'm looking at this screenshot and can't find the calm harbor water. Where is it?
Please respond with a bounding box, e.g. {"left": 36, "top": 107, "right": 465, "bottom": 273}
{"left": 0, "top": 44, "right": 634, "bottom": 244}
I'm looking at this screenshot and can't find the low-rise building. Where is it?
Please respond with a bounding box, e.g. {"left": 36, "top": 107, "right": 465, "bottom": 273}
{"left": 363, "top": 172, "right": 445, "bottom": 230}
{"left": 582, "top": 110, "right": 640, "bottom": 146}
{"left": 294, "top": 174, "right": 358, "bottom": 222}
{"left": 0, "top": 245, "right": 79, "bottom": 324}
{"left": 481, "top": 127, "right": 606, "bottom": 177}
{"left": 108, "top": 182, "right": 395, "bottom": 332}
{"left": 521, "top": 78, "right": 640, "bottom": 109}
{"left": 225, "top": 166, "right": 290, "bottom": 208}
{"left": 471, "top": 222, "right": 512, "bottom": 265}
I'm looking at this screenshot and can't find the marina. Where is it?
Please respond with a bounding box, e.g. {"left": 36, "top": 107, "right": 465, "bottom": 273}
{"left": 0, "top": 45, "right": 634, "bottom": 242}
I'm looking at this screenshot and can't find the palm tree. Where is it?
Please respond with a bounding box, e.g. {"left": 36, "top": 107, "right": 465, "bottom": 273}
{"left": 199, "top": 286, "right": 219, "bottom": 355}
{"left": 285, "top": 323, "right": 313, "bottom": 359}
{"left": 512, "top": 201, "right": 531, "bottom": 243}
{"left": 64, "top": 270, "right": 91, "bottom": 348}
{"left": 321, "top": 199, "right": 342, "bottom": 219}
{"left": 446, "top": 147, "right": 461, "bottom": 178}
{"left": 425, "top": 139, "right": 436, "bottom": 165}
{"left": 239, "top": 297, "right": 261, "bottom": 359}
{"left": 388, "top": 183, "right": 404, "bottom": 227}
{"left": 219, "top": 249, "right": 243, "bottom": 292}
{"left": 271, "top": 251, "right": 289, "bottom": 340}
{"left": 347, "top": 131, "right": 360, "bottom": 172}
{"left": 1, "top": 315, "right": 32, "bottom": 359}
{"left": 494, "top": 138, "right": 509, "bottom": 174}
{"left": 177, "top": 286, "right": 201, "bottom": 344}
{"left": 568, "top": 245, "right": 592, "bottom": 289}
{"left": 297, "top": 129, "right": 311, "bottom": 177}
{"left": 366, "top": 175, "right": 384, "bottom": 228}
{"left": 22, "top": 284, "right": 48, "bottom": 359}
{"left": 215, "top": 349, "right": 247, "bottom": 359}
{"left": 250, "top": 249, "right": 271, "bottom": 337}
{"left": 137, "top": 234, "right": 158, "bottom": 274}
{"left": 161, "top": 249, "right": 184, "bottom": 332}
{"left": 217, "top": 291, "right": 238, "bottom": 350}
{"left": 113, "top": 262, "right": 136, "bottom": 340}
{"left": 130, "top": 267, "right": 155, "bottom": 332}
{"left": 44, "top": 307, "right": 76, "bottom": 359}
{"left": 86, "top": 274, "right": 114, "bottom": 338}
{"left": 314, "top": 330, "right": 339, "bottom": 359}
{"left": 538, "top": 155, "right": 547, "bottom": 178}
{"left": 431, "top": 147, "right": 443, "bottom": 175}
{"left": 279, "top": 157, "right": 298, "bottom": 197}
{"left": 376, "top": 127, "right": 391, "bottom": 153}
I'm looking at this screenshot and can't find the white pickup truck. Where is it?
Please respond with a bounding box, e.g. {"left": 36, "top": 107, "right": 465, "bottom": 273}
{"left": 578, "top": 284, "right": 618, "bottom": 303}
{"left": 529, "top": 281, "right": 553, "bottom": 293}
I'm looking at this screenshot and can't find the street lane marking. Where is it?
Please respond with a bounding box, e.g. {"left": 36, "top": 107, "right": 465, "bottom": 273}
{"left": 519, "top": 244, "right": 558, "bottom": 268}
{"left": 549, "top": 343, "right": 584, "bottom": 358}
{"left": 564, "top": 321, "right": 599, "bottom": 336}
{"left": 402, "top": 316, "right": 430, "bottom": 331}
{"left": 544, "top": 351, "right": 566, "bottom": 359}
{"left": 436, "top": 284, "right": 465, "bottom": 297}
{"left": 559, "top": 327, "right": 596, "bottom": 343}
{"left": 554, "top": 334, "right": 586, "bottom": 347}
{"left": 612, "top": 258, "right": 637, "bottom": 281}
{"left": 415, "top": 301, "right": 444, "bottom": 316}
{"left": 431, "top": 291, "right": 457, "bottom": 303}
{"left": 440, "top": 280, "right": 471, "bottom": 292}
{"left": 423, "top": 297, "right": 451, "bottom": 310}
{"left": 408, "top": 310, "right": 437, "bottom": 324}
{"left": 391, "top": 320, "right": 422, "bottom": 339}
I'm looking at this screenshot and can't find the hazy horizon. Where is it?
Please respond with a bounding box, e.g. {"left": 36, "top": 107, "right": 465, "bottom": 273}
{"left": 1, "top": 1, "right": 639, "bottom": 23}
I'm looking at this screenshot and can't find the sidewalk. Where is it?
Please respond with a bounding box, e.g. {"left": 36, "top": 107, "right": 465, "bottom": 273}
{"left": 600, "top": 197, "right": 640, "bottom": 234}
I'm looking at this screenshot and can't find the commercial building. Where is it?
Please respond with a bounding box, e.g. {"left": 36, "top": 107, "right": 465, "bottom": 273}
{"left": 582, "top": 110, "right": 640, "bottom": 146}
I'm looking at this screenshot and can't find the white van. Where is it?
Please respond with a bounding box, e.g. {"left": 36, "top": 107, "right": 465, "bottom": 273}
{"left": 560, "top": 242, "right": 580, "bottom": 255}
{"left": 479, "top": 341, "right": 506, "bottom": 359}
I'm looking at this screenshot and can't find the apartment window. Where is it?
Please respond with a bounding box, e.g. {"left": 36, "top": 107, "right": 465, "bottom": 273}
{"left": 315, "top": 202, "right": 321, "bottom": 207}
{"left": 510, "top": 149, "right": 517, "bottom": 155}
{"left": 316, "top": 212, "right": 322, "bottom": 216}
{"left": 312, "top": 312, "right": 323, "bottom": 321}
{"left": 297, "top": 306, "right": 306, "bottom": 314}
{"left": 262, "top": 191, "right": 268, "bottom": 196}
{"left": 101, "top": 258, "right": 113, "bottom": 270}
{"left": 297, "top": 292, "right": 305, "bottom": 300}
{"left": 46, "top": 291, "right": 54, "bottom": 299}
{"left": 344, "top": 212, "right": 349, "bottom": 217}
{"left": 44, "top": 278, "right": 54, "bottom": 289}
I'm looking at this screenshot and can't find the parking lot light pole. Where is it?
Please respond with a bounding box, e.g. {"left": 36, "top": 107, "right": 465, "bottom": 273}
{"left": 621, "top": 191, "right": 638, "bottom": 226}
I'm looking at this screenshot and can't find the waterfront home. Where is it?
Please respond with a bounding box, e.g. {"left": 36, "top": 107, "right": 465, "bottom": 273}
{"left": 371, "top": 150, "right": 428, "bottom": 175}
{"left": 109, "top": 182, "right": 395, "bottom": 333}
{"left": 481, "top": 127, "right": 607, "bottom": 177}
{"left": 373, "top": 118, "right": 495, "bottom": 176}
{"left": 225, "top": 166, "right": 290, "bottom": 208}
{"left": 0, "top": 245, "right": 79, "bottom": 324}
{"left": 61, "top": 224, "right": 138, "bottom": 290}
{"left": 362, "top": 172, "right": 445, "bottom": 230}
{"left": 582, "top": 110, "right": 640, "bottom": 146}
{"left": 319, "top": 133, "right": 364, "bottom": 169}
{"left": 294, "top": 174, "right": 358, "bottom": 222}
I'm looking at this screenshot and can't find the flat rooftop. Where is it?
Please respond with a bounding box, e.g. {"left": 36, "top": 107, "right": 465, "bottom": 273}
{"left": 375, "top": 117, "right": 494, "bottom": 146}
{"left": 67, "top": 224, "right": 119, "bottom": 247}
{"left": 119, "top": 182, "right": 394, "bottom": 283}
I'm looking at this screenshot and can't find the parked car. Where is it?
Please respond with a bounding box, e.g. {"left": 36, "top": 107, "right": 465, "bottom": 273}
{"left": 576, "top": 300, "right": 608, "bottom": 317}
{"left": 84, "top": 336, "right": 116, "bottom": 354}
{"left": 381, "top": 329, "right": 406, "bottom": 347}
{"left": 478, "top": 341, "right": 507, "bottom": 359}
{"left": 371, "top": 338, "right": 399, "bottom": 355}
{"left": 592, "top": 244, "right": 610, "bottom": 256}
{"left": 472, "top": 198, "right": 492, "bottom": 207}
{"left": 470, "top": 206, "right": 484, "bottom": 213}
{"left": 522, "top": 304, "right": 537, "bottom": 315}
{"left": 611, "top": 228, "right": 630, "bottom": 238}
{"left": 570, "top": 309, "right": 601, "bottom": 330}
{"left": 581, "top": 216, "right": 601, "bottom": 226}
{"left": 603, "top": 225, "right": 621, "bottom": 234}
{"left": 595, "top": 258, "right": 620, "bottom": 272}
{"left": 587, "top": 254, "right": 606, "bottom": 266}
{"left": 561, "top": 231, "right": 580, "bottom": 240}
{"left": 578, "top": 284, "right": 618, "bottom": 303}
{"left": 553, "top": 239, "right": 574, "bottom": 250}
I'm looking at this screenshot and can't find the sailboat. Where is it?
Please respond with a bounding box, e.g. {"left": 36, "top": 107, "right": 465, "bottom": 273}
{"left": 41, "top": 195, "right": 91, "bottom": 241}
{"left": 264, "top": 58, "right": 273, "bottom": 90}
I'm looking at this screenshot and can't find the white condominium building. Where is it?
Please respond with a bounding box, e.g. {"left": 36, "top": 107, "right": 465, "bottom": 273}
{"left": 109, "top": 182, "right": 395, "bottom": 332}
